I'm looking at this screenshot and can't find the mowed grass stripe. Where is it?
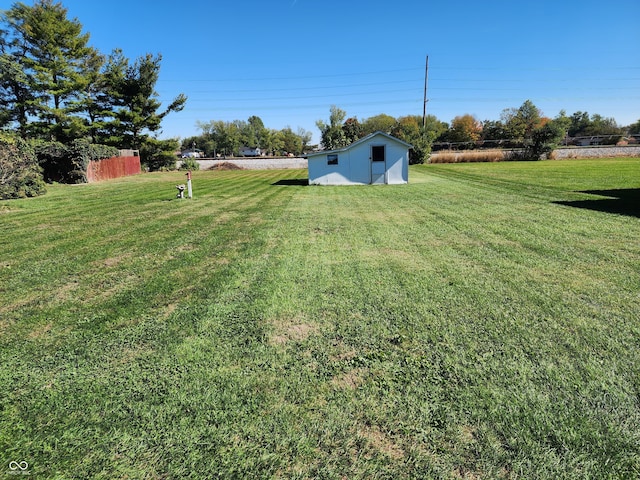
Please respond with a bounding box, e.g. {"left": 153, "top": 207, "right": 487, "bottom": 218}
{"left": 0, "top": 170, "right": 294, "bottom": 319}
{"left": 1, "top": 160, "right": 639, "bottom": 478}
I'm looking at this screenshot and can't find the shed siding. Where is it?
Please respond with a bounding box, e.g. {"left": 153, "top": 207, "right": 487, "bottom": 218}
{"left": 385, "top": 142, "right": 409, "bottom": 185}
{"left": 309, "top": 151, "right": 354, "bottom": 185}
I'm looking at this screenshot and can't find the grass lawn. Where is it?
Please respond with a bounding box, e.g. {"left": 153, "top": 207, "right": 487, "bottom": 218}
{"left": 1, "top": 158, "right": 639, "bottom": 479}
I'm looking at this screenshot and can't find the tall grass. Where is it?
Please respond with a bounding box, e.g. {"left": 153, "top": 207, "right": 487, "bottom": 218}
{"left": 1, "top": 159, "right": 639, "bottom": 478}
{"left": 430, "top": 149, "right": 511, "bottom": 163}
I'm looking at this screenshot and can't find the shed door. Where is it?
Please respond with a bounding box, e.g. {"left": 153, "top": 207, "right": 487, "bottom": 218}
{"left": 370, "top": 145, "right": 386, "bottom": 184}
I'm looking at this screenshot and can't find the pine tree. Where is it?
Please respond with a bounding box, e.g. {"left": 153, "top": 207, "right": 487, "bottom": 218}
{"left": 4, "top": 0, "right": 99, "bottom": 141}
{"left": 100, "top": 49, "right": 186, "bottom": 150}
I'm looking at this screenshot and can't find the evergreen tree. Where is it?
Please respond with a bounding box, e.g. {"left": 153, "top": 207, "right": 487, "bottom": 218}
{"left": 100, "top": 49, "right": 186, "bottom": 150}
{"left": 1, "top": 8, "right": 36, "bottom": 134}
{"left": 4, "top": 0, "right": 99, "bottom": 141}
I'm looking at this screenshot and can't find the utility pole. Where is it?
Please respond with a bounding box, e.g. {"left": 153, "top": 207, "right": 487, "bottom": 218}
{"left": 422, "top": 55, "right": 429, "bottom": 130}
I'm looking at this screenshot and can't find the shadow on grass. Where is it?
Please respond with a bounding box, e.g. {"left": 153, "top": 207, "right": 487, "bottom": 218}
{"left": 272, "top": 179, "right": 309, "bottom": 186}
{"left": 554, "top": 189, "right": 640, "bottom": 218}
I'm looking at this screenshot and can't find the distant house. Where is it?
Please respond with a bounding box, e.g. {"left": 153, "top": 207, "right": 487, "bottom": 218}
{"left": 304, "top": 131, "right": 411, "bottom": 185}
{"left": 240, "top": 146, "right": 261, "bottom": 157}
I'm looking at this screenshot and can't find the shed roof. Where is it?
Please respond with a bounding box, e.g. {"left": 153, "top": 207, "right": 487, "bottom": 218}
{"left": 304, "top": 131, "right": 413, "bottom": 158}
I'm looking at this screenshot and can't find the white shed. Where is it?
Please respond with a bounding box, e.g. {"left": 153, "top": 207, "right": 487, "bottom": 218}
{"left": 305, "top": 131, "right": 412, "bottom": 185}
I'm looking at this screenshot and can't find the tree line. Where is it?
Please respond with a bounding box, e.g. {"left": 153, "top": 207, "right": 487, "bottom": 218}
{"left": 181, "top": 117, "right": 313, "bottom": 158}
{"left": 191, "top": 102, "right": 639, "bottom": 165}
{"left": 184, "top": 107, "right": 436, "bottom": 163}
{"left": 440, "top": 105, "right": 637, "bottom": 150}
{"left": 314, "top": 101, "right": 639, "bottom": 162}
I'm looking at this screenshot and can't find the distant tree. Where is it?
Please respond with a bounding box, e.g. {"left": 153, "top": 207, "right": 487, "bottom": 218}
{"left": 197, "top": 120, "right": 241, "bottom": 157}
{"left": 586, "top": 114, "right": 623, "bottom": 139}
{"left": 180, "top": 136, "right": 199, "bottom": 152}
{"left": 552, "top": 110, "right": 571, "bottom": 137}
{"left": 256, "top": 128, "right": 273, "bottom": 155}
{"left": 524, "top": 118, "right": 566, "bottom": 160}
{"left": 188, "top": 127, "right": 220, "bottom": 157}
{"left": 501, "top": 100, "right": 543, "bottom": 143}
{"left": 265, "top": 129, "right": 284, "bottom": 156}
{"left": 296, "top": 127, "right": 313, "bottom": 153}
{"left": 342, "top": 117, "right": 363, "bottom": 144}
{"left": 361, "top": 113, "right": 396, "bottom": 136}
{"left": 241, "top": 115, "right": 266, "bottom": 148}
{"left": 568, "top": 111, "right": 591, "bottom": 137}
{"left": 480, "top": 119, "right": 507, "bottom": 145}
{"left": 316, "top": 105, "right": 347, "bottom": 150}
{"left": 629, "top": 119, "right": 640, "bottom": 135}
{"left": 391, "top": 115, "right": 421, "bottom": 143}
{"left": 567, "top": 111, "right": 624, "bottom": 143}
{"left": 445, "top": 114, "right": 483, "bottom": 145}
{"left": 391, "top": 115, "right": 434, "bottom": 164}
{"left": 181, "top": 135, "right": 214, "bottom": 156}
{"left": 423, "top": 114, "right": 449, "bottom": 143}
{"left": 279, "top": 126, "right": 303, "bottom": 155}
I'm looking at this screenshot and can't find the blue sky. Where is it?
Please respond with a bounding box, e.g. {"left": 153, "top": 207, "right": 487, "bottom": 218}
{"left": 19, "top": 0, "right": 639, "bottom": 142}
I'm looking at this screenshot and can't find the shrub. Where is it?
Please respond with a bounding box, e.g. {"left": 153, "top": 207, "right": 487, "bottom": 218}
{"left": 67, "top": 139, "right": 119, "bottom": 183}
{"left": 409, "top": 136, "right": 432, "bottom": 165}
{"left": 521, "top": 122, "right": 566, "bottom": 160}
{"left": 178, "top": 157, "right": 200, "bottom": 171}
{"left": 146, "top": 151, "right": 177, "bottom": 171}
{"left": 34, "top": 141, "right": 68, "bottom": 183}
{"left": 0, "top": 133, "right": 46, "bottom": 199}
{"left": 35, "top": 139, "right": 118, "bottom": 183}
{"left": 140, "top": 138, "right": 180, "bottom": 171}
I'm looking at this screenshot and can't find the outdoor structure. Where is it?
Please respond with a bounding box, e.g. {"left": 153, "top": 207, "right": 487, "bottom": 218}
{"left": 86, "top": 150, "right": 141, "bottom": 183}
{"left": 305, "top": 131, "right": 411, "bottom": 185}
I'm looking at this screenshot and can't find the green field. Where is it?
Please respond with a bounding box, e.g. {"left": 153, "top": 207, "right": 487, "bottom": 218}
{"left": 1, "top": 159, "right": 639, "bottom": 479}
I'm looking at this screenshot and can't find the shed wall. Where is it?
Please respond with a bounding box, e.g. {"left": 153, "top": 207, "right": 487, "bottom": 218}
{"left": 308, "top": 133, "right": 409, "bottom": 185}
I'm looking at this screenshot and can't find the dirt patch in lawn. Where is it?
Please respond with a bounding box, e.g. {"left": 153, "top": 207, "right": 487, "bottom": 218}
{"left": 331, "top": 367, "right": 367, "bottom": 390}
{"left": 357, "top": 424, "right": 405, "bottom": 460}
{"left": 269, "top": 318, "right": 318, "bottom": 345}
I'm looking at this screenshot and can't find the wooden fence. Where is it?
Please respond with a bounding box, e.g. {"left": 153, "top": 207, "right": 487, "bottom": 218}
{"left": 86, "top": 155, "right": 141, "bottom": 183}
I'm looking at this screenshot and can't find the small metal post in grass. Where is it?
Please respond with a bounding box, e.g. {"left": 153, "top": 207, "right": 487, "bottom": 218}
{"left": 186, "top": 171, "right": 193, "bottom": 199}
